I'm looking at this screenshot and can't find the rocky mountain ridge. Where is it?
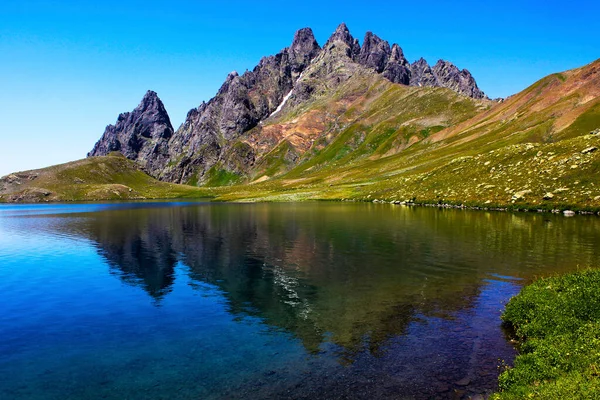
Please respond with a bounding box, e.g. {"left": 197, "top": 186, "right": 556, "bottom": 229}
{"left": 89, "top": 23, "right": 488, "bottom": 184}
{"left": 4, "top": 57, "right": 599, "bottom": 209}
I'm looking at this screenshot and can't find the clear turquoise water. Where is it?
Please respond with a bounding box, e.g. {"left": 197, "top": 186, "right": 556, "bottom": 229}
{"left": 2, "top": 202, "right": 600, "bottom": 399}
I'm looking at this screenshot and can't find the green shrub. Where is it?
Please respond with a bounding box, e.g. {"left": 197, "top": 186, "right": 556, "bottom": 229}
{"left": 493, "top": 270, "right": 600, "bottom": 399}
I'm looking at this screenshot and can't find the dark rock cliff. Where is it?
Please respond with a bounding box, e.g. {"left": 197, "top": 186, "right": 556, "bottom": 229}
{"left": 432, "top": 60, "right": 486, "bottom": 99}
{"left": 88, "top": 90, "right": 174, "bottom": 173}
{"left": 158, "top": 27, "right": 322, "bottom": 183}
{"left": 409, "top": 58, "right": 486, "bottom": 99}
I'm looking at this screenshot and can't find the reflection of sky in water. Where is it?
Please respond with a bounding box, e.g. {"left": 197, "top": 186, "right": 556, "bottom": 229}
{"left": 1, "top": 202, "right": 600, "bottom": 399}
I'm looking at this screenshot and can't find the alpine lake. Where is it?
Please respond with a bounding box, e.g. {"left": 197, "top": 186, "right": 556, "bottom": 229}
{"left": 2, "top": 201, "right": 600, "bottom": 399}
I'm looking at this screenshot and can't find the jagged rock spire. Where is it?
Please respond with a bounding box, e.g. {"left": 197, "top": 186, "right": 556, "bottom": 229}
{"left": 408, "top": 58, "right": 486, "bottom": 98}
{"left": 432, "top": 60, "right": 486, "bottom": 99}
{"left": 358, "top": 31, "right": 391, "bottom": 73}
{"left": 325, "top": 23, "right": 353, "bottom": 47}
{"left": 88, "top": 90, "right": 174, "bottom": 172}
{"left": 289, "top": 27, "right": 321, "bottom": 73}
{"left": 324, "top": 23, "right": 361, "bottom": 58}
{"left": 410, "top": 58, "right": 439, "bottom": 87}
{"left": 382, "top": 44, "right": 411, "bottom": 84}
{"left": 356, "top": 32, "right": 411, "bottom": 85}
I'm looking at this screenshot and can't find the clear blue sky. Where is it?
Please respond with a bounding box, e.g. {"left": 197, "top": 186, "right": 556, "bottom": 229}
{"left": 1, "top": 0, "right": 599, "bottom": 176}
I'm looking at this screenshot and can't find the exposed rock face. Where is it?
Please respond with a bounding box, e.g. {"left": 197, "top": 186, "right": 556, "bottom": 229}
{"left": 88, "top": 90, "right": 174, "bottom": 173}
{"left": 410, "top": 58, "right": 440, "bottom": 87}
{"left": 289, "top": 27, "right": 321, "bottom": 74}
{"left": 90, "top": 23, "right": 488, "bottom": 185}
{"left": 324, "top": 22, "right": 360, "bottom": 58}
{"left": 355, "top": 32, "right": 411, "bottom": 85}
{"left": 432, "top": 60, "right": 486, "bottom": 99}
{"left": 358, "top": 32, "right": 391, "bottom": 73}
{"left": 290, "top": 23, "right": 364, "bottom": 108}
{"left": 382, "top": 44, "right": 411, "bottom": 85}
{"left": 409, "top": 58, "right": 486, "bottom": 98}
{"left": 158, "top": 27, "right": 322, "bottom": 183}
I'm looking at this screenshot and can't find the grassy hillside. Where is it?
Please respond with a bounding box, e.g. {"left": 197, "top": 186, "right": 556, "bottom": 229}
{"left": 211, "top": 133, "right": 600, "bottom": 210}
{"left": 207, "top": 59, "right": 600, "bottom": 211}
{"left": 209, "top": 57, "right": 490, "bottom": 185}
{"left": 433, "top": 59, "right": 600, "bottom": 146}
{"left": 0, "top": 153, "right": 211, "bottom": 203}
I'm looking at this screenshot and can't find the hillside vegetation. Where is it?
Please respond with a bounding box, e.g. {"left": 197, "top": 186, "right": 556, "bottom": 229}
{"left": 493, "top": 270, "right": 600, "bottom": 399}
{"left": 0, "top": 153, "right": 210, "bottom": 203}
{"left": 238, "top": 70, "right": 489, "bottom": 182}
{"left": 208, "top": 59, "right": 600, "bottom": 211}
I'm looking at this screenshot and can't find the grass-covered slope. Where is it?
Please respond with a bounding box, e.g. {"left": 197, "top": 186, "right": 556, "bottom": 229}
{"left": 431, "top": 58, "right": 600, "bottom": 146}
{"left": 237, "top": 67, "right": 490, "bottom": 182}
{"left": 492, "top": 270, "right": 600, "bottom": 399}
{"left": 209, "top": 59, "right": 600, "bottom": 211}
{"left": 211, "top": 129, "right": 600, "bottom": 211}
{"left": 0, "top": 153, "right": 211, "bottom": 203}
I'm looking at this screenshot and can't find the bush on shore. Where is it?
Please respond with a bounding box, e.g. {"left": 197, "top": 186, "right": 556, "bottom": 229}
{"left": 493, "top": 269, "right": 600, "bottom": 399}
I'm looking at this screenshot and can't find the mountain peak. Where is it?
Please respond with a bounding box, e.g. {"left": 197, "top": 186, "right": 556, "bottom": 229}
{"left": 381, "top": 43, "right": 411, "bottom": 85}
{"left": 291, "top": 27, "right": 318, "bottom": 49}
{"left": 323, "top": 22, "right": 360, "bottom": 60}
{"left": 410, "top": 58, "right": 439, "bottom": 87}
{"left": 88, "top": 91, "right": 174, "bottom": 172}
{"left": 390, "top": 44, "right": 406, "bottom": 62}
{"left": 289, "top": 27, "right": 320, "bottom": 72}
{"left": 138, "top": 90, "right": 168, "bottom": 114}
{"left": 432, "top": 60, "right": 486, "bottom": 99}
{"left": 334, "top": 22, "right": 350, "bottom": 35}
{"left": 413, "top": 57, "right": 429, "bottom": 67}
{"left": 325, "top": 22, "right": 355, "bottom": 48}
{"left": 143, "top": 89, "right": 158, "bottom": 99}
{"left": 358, "top": 31, "right": 391, "bottom": 73}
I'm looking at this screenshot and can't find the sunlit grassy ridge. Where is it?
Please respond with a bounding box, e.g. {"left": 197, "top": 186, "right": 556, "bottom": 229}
{"left": 0, "top": 153, "right": 211, "bottom": 203}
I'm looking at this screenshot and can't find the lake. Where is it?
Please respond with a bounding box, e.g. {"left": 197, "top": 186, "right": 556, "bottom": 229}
{"left": 1, "top": 202, "right": 599, "bottom": 399}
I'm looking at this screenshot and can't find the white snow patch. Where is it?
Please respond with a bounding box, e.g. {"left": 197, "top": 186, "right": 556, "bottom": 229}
{"left": 269, "top": 71, "right": 306, "bottom": 118}
{"left": 270, "top": 89, "right": 293, "bottom": 117}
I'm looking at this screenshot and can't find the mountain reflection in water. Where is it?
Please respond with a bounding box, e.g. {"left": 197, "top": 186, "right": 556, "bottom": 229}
{"left": 65, "top": 203, "right": 600, "bottom": 356}
{"left": 3, "top": 202, "right": 600, "bottom": 399}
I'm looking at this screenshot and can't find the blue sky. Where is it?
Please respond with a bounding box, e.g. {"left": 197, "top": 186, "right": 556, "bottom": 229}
{"left": 1, "top": 0, "right": 599, "bottom": 176}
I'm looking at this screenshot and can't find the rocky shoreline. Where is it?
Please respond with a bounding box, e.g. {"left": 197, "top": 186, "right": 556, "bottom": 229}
{"left": 359, "top": 198, "right": 600, "bottom": 216}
